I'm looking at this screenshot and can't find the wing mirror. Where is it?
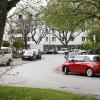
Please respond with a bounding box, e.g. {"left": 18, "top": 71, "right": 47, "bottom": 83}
{"left": 64, "top": 55, "right": 68, "bottom": 61}
{"left": 70, "top": 59, "right": 75, "bottom": 62}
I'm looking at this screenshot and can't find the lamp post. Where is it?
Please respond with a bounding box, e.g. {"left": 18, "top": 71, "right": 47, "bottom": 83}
{"left": 46, "top": 26, "right": 51, "bottom": 50}
{"left": 93, "top": 34, "right": 96, "bottom": 53}
{"left": 93, "top": 34, "right": 96, "bottom": 44}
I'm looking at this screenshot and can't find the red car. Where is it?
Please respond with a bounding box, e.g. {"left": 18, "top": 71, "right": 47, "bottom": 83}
{"left": 62, "top": 55, "right": 100, "bottom": 77}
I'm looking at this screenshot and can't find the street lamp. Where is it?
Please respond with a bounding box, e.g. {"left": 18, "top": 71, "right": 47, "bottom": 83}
{"left": 93, "top": 34, "right": 96, "bottom": 53}
{"left": 46, "top": 26, "right": 51, "bottom": 50}
{"left": 93, "top": 34, "right": 96, "bottom": 43}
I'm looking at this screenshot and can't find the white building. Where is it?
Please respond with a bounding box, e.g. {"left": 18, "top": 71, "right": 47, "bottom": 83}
{"left": 26, "top": 31, "right": 87, "bottom": 51}
{"left": 4, "top": 10, "right": 87, "bottom": 51}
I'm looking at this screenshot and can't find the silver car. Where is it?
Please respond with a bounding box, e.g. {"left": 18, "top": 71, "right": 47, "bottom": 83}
{"left": 22, "top": 49, "right": 42, "bottom": 60}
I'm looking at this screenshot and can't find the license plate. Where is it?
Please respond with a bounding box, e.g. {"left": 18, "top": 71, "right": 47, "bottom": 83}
{"left": 25, "top": 57, "right": 28, "bottom": 58}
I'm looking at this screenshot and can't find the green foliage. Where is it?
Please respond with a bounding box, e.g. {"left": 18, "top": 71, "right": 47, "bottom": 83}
{"left": 13, "top": 39, "right": 24, "bottom": 50}
{"left": 88, "top": 29, "right": 100, "bottom": 44}
{"left": 81, "top": 29, "right": 100, "bottom": 53}
{"left": 42, "top": 0, "right": 82, "bottom": 32}
{"left": 2, "top": 40, "right": 10, "bottom": 47}
{"left": 81, "top": 42, "right": 92, "bottom": 50}
{"left": 42, "top": 0, "right": 100, "bottom": 32}
{"left": 0, "top": 86, "right": 98, "bottom": 100}
{"left": 15, "top": 10, "right": 33, "bottom": 49}
{"left": 93, "top": 42, "right": 100, "bottom": 54}
{"left": 12, "top": 51, "right": 22, "bottom": 58}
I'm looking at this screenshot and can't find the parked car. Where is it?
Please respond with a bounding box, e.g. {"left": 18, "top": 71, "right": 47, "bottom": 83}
{"left": 33, "top": 49, "right": 42, "bottom": 59}
{"left": 64, "top": 51, "right": 88, "bottom": 61}
{"left": 22, "top": 49, "right": 42, "bottom": 60}
{"left": 64, "top": 52, "right": 79, "bottom": 61}
{"left": 62, "top": 55, "right": 100, "bottom": 77}
{"left": 44, "top": 50, "right": 58, "bottom": 54}
{"left": 0, "top": 47, "right": 12, "bottom": 65}
{"left": 57, "top": 48, "right": 69, "bottom": 54}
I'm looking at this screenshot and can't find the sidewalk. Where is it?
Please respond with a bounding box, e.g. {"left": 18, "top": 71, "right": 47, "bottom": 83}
{"left": 12, "top": 58, "right": 31, "bottom": 66}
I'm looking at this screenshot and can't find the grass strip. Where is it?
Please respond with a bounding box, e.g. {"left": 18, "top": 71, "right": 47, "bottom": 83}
{"left": 0, "top": 86, "right": 99, "bottom": 100}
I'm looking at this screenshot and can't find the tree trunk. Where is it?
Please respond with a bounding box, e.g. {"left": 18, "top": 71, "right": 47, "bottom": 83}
{"left": 24, "top": 34, "right": 28, "bottom": 49}
{"left": 0, "top": 0, "right": 8, "bottom": 48}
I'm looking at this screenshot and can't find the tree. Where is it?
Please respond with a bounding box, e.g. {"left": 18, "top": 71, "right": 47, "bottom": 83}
{"left": 47, "top": 0, "right": 100, "bottom": 28}
{"left": 86, "top": 29, "right": 100, "bottom": 53}
{"left": 88, "top": 29, "right": 100, "bottom": 45}
{"left": 30, "top": 13, "right": 48, "bottom": 45}
{"left": 41, "top": 0, "right": 100, "bottom": 47}
{"left": 16, "top": 11, "right": 32, "bottom": 49}
{"left": 3, "top": 40, "right": 10, "bottom": 47}
{"left": 13, "top": 38, "right": 24, "bottom": 51}
{"left": 41, "top": 0, "right": 84, "bottom": 47}
{"left": 80, "top": 42, "right": 91, "bottom": 50}
{"left": 0, "top": 0, "right": 20, "bottom": 48}
{"left": 13, "top": 10, "right": 48, "bottom": 49}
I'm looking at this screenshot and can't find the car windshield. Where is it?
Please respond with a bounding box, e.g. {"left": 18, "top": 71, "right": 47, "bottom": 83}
{"left": 24, "top": 50, "right": 33, "bottom": 54}
{"left": 93, "top": 56, "right": 100, "bottom": 62}
{"left": 68, "top": 52, "right": 77, "bottom": 58}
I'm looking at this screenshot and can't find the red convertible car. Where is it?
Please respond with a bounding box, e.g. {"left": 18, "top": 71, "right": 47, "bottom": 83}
{"left": 62, "top": 55, "right": 100, "bottom": 77}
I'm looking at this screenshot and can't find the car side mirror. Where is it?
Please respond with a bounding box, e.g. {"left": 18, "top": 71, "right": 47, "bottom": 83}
{"left": 64, "top": 55, "right": 68, "bottom": 60}
{"left": 70, "top": 59, "right": 75, "bottom": 62}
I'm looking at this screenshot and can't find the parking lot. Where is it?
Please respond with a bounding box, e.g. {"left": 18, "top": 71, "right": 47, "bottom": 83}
{"left": 0, "top": 54, "right": 100, "bottom": 98}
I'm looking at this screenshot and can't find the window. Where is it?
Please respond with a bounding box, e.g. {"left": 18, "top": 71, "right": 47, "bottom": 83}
{"left": 3, "top": 49, "right": 8, "bottom": 54}
{"left": 52, "top": 37, "right": 56, "bottom": 41}
{"left": 27, "top": 37, "right": 31, "bottom": 41}
{"left": 18, "top": 15, "right": 22, "bottom": 19}
{"left": 85, "top": 57, "right": 91, "bottom": 62}
{"left": 93, "top": 56, "right": 100, "bottom": 62}
{"left": 61, "top": 37, "right": 64, "bottom": 41}
{"left": 70, "top": 36, "right": 74, "bottom": 41}
{"left": 74, "top": 56, "right": 85, "bottom": 62}
{"left": 82, "top": 37, "right": 86, "bottom": 42}
{"left": 46, "top": 37, "right": 48, "bottom": 41}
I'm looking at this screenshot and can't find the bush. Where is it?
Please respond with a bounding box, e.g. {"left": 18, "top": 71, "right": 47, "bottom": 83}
{"left": 12, "top": 50, "right": 22, "bottom": 58}
{"left": 3, "top": 40, "right": 10, "bottom": 47}
{"left": 13, "top": 39, "right": 24, "bottom": 50}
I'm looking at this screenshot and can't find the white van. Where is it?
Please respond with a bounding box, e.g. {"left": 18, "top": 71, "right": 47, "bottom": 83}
{"left": 0, "top": 47, "right": 12, "bottom": 65}
{"left": 57, "top": 48, "right": 69, "bottom": 54}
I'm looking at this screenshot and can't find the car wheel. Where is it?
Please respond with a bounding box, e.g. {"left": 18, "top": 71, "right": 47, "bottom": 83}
{"left": 32, "top": 54, "right": 37, "bottom": 60}
{"left": 64, "top": 67, "right": 69, "bottom": 75}
{"left": 86, "top": 68, "right": 94, "bottom": 77}
{"left": 7, "top": 60, "right": 11, "bottom": 66}
{"left": 39, "top": 56, "right": 41, "bottom": 59}
{"left": 22, "top": 57, "right": 24, "bottom": 60}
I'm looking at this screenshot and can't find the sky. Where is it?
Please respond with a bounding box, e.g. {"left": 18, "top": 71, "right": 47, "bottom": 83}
{"left": 8, "top": 0, "right": 47, "bottom": 18}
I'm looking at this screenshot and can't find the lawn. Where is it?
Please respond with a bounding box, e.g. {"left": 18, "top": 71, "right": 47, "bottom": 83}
{"left": 0, "top": 86, "right": 99, "bottom": 100}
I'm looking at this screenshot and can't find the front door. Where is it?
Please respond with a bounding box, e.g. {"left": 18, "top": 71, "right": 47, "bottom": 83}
{"left": 69, "top": 55, "right": 85, "bottom": 73}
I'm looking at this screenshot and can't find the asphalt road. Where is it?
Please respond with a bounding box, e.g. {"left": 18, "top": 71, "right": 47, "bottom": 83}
{"left": 1, "top": 55, "right": 100, "bottom": 97}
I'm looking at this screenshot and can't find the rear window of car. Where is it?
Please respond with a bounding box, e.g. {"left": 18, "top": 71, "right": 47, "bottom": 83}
{"left": 2, "top": 49, "right": 11, "bottom": 54}
{"left": 74, "top": 55, "right": 85, "bottom": 62}
{"left": 93, "top": 56, "right": 100, "bottom": 62}
{"left": 68, "top": 52, "right": 76, "bottom": 58}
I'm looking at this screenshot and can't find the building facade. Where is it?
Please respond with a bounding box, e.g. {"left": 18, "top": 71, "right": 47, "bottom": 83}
{"left": 4, "top": 10, "right": 88, "bottom": 51}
